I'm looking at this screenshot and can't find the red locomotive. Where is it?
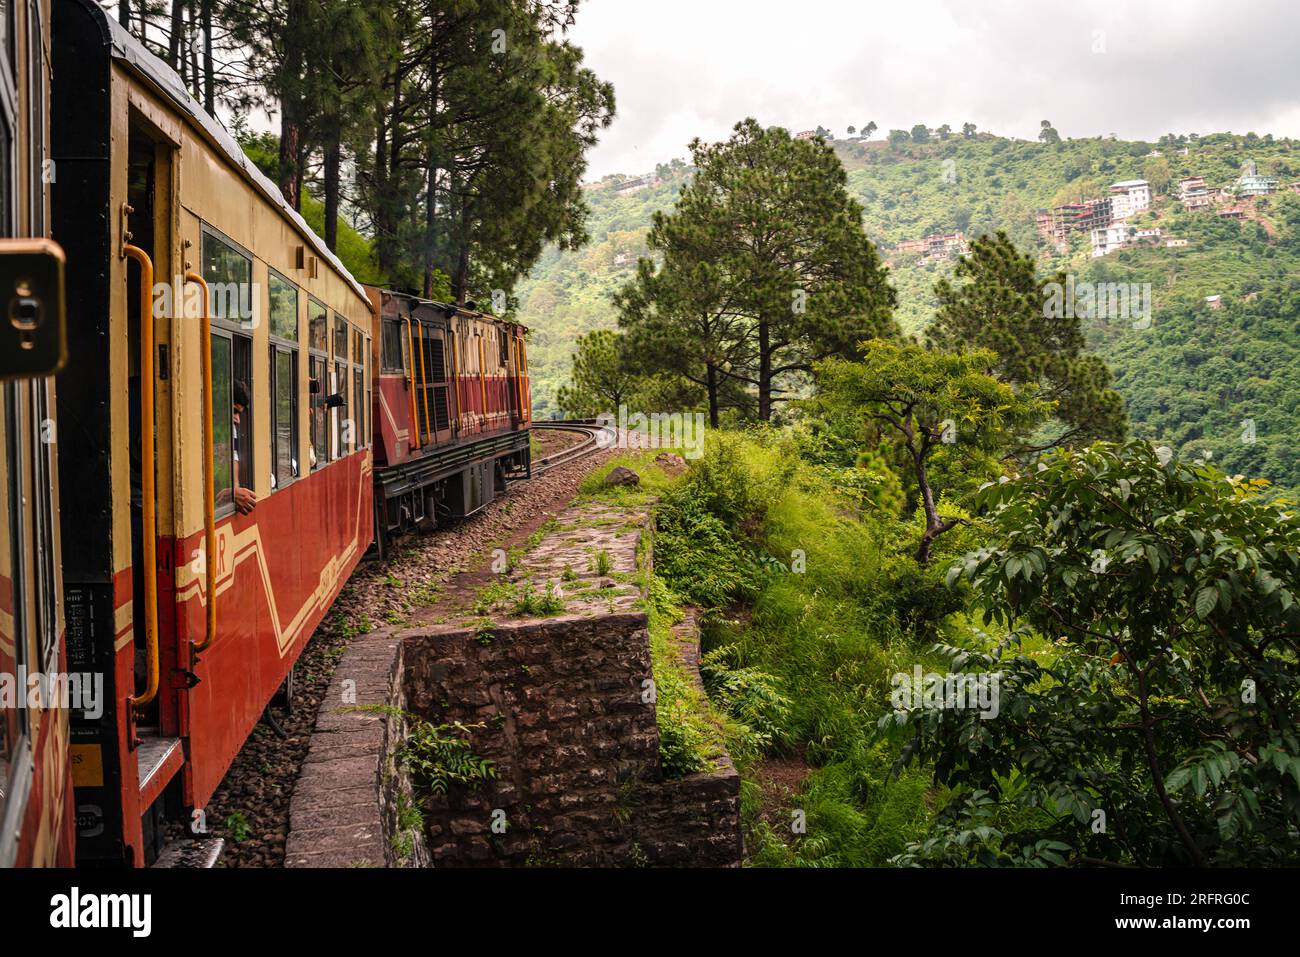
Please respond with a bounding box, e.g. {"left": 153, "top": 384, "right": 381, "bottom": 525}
{"left": 368, "top": 287, "right": 531, "bottom": 552}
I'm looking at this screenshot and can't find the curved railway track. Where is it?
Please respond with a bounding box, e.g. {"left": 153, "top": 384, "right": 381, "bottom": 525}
{"left": 531, "top": 419, "right": 613, "bottom": 474}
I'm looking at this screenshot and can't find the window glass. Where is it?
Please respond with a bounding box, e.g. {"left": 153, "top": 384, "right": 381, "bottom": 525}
{"left": 232, "top": 336, "right": 252, "bottom": 490}
{"left": 201, "top": 230, "right": 253, "bottom": 328}
{"left": 353, "top": 368, "right": 364, "bottom": 448}
{"left": 272, "top": 348, "right": 297, "bottom": 488}
{"left": 310, "top": 355, "right": 328, "bottom": 469}
{"left": 381, "top": 319, "right": 403, "bottom": 372}
{"left": 332, "top": 360, "right": 348, "bottom": 456}
{"left": 333, "top": 316, "right": 348, "bottom": 362}
{"left": 211, "top": 335, "right": 232, "bottom": 500}
{"left": 269, "top": 273, "right": 298, "bottom": 341}
{"left": 308, "top": 299, "right": 327, "bottom": 352}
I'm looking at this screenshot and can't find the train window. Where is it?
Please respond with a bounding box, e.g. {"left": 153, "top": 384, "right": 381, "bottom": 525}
{"left": 332, "top": 356, "right": 348, "bottom": 457}
{"left": 2, "top": 384, "right": 30, "bottom": 821}
{"left": 211, "top": 336, "right": 233, "bottom": 502}
{"left": 270, "top": 346, "right": 297, "bottom": 489}
{"left": 201, "top": 228, "right": 254, "bottom": 329}
{"left": 364, "top": 337, "right": 372, "bottom": 450}
{"left": 381, "top": 319, "right": 403, "bottom": 373}
{"left": 268, "top": 273, "right": 299, "bottom": 491}
{"left": 307, "top": 298, "right": 327, "bottom": 352}
{"left": 353, "top": 367, "right": 364, "bottom": 449}
{"left": 309, "top": 355, "right": 327, "bottom": 470}
{"left": 211, "top": 333, "right": 254, "bottom": 515}
{"left": 268, "top": 272, "right": 298, "bottom": 342}
{"left": 333, "top": 316, "right": 348, "bottom": 362}
{"left": 307, "top": 299, "right": 328, "bottom": 470}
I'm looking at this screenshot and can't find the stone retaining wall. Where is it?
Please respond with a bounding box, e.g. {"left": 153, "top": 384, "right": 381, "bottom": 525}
{"left": 286, "top": 497, "right": 742, "bottom": 867}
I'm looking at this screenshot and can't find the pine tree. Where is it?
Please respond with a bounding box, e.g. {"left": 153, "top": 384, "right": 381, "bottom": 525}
{"left": 928, "top": 231, "right": 1127, "bottom": 452}
{"left": 648, "top": 118, "right": 897, "bottom": 421}
{"left": 557, "top": 329, "right": 635, "bottom": 417}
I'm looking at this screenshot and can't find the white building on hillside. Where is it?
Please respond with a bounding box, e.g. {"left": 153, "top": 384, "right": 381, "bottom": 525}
{"left": 1110, "top": 179, "right": 1152, "bottom": 221}
{"left": 1091, "top": 223, "right": 1135, "bottom": 257}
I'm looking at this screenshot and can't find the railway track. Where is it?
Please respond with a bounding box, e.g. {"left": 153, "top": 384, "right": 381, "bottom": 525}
{"left": 531, "top": 419, "right": 613, "bottom": 474}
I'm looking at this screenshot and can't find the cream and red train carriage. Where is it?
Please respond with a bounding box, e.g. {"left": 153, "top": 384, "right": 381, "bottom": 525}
{"left": 0, "top": 0, "right": 74, "bottom": 869}
{"left": 50, "top": 0, "right": 373, "bottom": 865}
{"left": 369, "top": 288, "right": 531, "bottom": 551}
{"left": 3, "top": 0, "right": 534, "bottom": 869}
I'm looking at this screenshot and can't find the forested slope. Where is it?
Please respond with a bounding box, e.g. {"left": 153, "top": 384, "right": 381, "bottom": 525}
{"left": 515, "top": 130, "right": 1300, "bottom": 491}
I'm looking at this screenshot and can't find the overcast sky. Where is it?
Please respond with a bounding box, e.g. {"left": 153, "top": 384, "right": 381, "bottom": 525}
{"left": 569, "top": 0, "right": 1300, "bottom": 180}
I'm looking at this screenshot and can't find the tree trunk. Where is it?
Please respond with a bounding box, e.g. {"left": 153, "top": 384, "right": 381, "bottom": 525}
{"left": 119, "top": 2, "right": 131, "bottom": 28}
{"left": 706, "top": 362, "right": 719, "bottom": 428}
{"left": 201, "top": 0, "right": 214, "bottom": 114}
{"left": 423, "top": 62, "right": 439, "bottom": 298}
{"left": 373, "top": 104, "right": 392, "bottom": 274}
{"left": 167, "top": 0, "right": 184, "bottom": 67}
{"left": 278, "top": 114, "right": 300, "bottom": 209}
{"left": 278, "top": 0, "right": 305, "bottom": 209}
{"left": 187, "top": 2, "right": 201, "bottom": 101}
{"left": 757, "top": 317, "right": 772, "bottom": 421}
{"left": 323, "top": 135, "right": 341, "bottom": 251}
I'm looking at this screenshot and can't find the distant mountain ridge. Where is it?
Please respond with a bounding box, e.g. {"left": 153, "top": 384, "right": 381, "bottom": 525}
{"left": 516, "top": 129, "right": 1300, "bottom": 491}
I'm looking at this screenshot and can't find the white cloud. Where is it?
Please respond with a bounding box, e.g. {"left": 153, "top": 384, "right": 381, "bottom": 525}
{"left": 570, "top": 0, "right": 1300, "bottom": 178}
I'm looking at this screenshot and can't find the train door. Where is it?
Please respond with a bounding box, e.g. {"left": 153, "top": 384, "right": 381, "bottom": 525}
{"left": 121, "top": 113, "right": 184, "bottom": 864}
{"left": 413, "top": 310, "right": 452, "bottom": 447}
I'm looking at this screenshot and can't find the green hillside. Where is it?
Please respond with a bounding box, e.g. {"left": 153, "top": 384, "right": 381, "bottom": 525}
{"left": 515, "top": 130, "right": 1300, "bottom": 492}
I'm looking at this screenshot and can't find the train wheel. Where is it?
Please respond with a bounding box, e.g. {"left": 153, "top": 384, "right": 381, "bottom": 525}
{"left": 271, "top": 664, "right": 296, "bottom": 718}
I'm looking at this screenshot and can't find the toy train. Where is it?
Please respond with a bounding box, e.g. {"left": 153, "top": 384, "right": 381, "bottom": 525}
{"left": 0, "top": 0, "right": 531, "bottom": 867}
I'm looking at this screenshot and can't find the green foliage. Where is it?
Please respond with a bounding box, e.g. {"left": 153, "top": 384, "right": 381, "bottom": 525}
{"left": 590, "top": 548, "right": 613, "bottom": 577}
{"left": 929, "top": 231, "right": 1128, "bottom": 449}
{"left": 653, "top": 431, "right": 952, "bottom": 864}
{"left": 699, "top": 645, "right": 792, "bottom": 759}
{"left": 892, "top": 441, "right": 1300, "bottom": 866}
{"left": 396, "top": 716, "right": 496, "bottom": 798}
{"left": 222, "top": 810, "right": 251, "bottom": 844}
{"left": 556, "top": 329, "right": 636, "bottom": 417}
{"left": 816, "top": 341, "right": 1048, "bottom": 562}
{"left": 644, "top": 576, "right": 723, "bottom": 777}
{"left": 1094, "top": 279, "right": 1300, "bottom": 494}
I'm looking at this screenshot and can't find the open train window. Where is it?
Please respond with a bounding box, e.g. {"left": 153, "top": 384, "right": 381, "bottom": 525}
{"left": 204, "top": 227, "right": 255, "bottom": 513}
{"left": 210, "top": 332, "right": 253, "bottom": 517}
{"left": 268, "top": 271, "right": 299, "bottom": 491}
{"left": 331, "top": 316, "right": 348, "bottom": 456}
{"left": 307, "top": 298, "right": 328, "bottom": 470}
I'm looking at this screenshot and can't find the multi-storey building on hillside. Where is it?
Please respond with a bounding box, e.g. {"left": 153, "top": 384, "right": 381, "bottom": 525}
{"left": 1051, "top": 197, "right": 1113, "bottom": 238}
{"left": 1110, "top": 179, "right": 1152, "bottom": 220}
{"left": 1234, "top": 160, "right": 1278, "bottom": 196}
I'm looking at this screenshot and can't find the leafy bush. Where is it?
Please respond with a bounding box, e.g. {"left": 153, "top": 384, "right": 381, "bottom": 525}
{"left": 396, "top": 717, "right": 496, "bottom": 798}
{"left": 889, "top": 441, "right": 1300, "bottom": 866}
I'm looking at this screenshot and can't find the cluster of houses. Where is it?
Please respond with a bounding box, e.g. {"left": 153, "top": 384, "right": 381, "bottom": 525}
{"left": 893, "top": 230, "right": 969, "bottom": 262}
{"left": 1032, "top": 160, "right": 1298, "bottom": 259}
{"left": 1175, "top": 161, "right": 1300, "bottom": 220}
{"left": 1035, "top": 179, "right": 1161, "bottom": 258}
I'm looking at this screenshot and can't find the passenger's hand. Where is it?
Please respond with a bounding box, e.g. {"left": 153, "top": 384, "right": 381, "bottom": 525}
{"left": 234, "top": 487, "right": 258, "bottom": 515}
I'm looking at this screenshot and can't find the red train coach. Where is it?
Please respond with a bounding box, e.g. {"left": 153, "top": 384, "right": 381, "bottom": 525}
{"left": 48, "top": 0, "right": 374, "bottom": 865}
{"left": 368, "top": 288, "right": 531, "bottom": 550}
